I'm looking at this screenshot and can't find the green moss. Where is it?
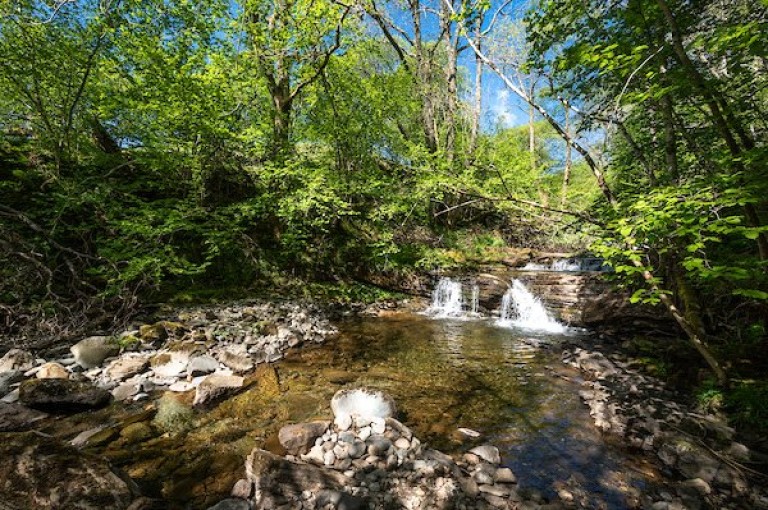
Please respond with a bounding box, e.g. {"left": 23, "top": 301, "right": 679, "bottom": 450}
{"left": 153, "top": 394, "right": 194, "bottom": 434}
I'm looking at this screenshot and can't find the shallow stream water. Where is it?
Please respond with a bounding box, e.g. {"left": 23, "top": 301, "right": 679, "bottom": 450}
{"left": 43, "top": 312, "right": 668, "bottom": 509}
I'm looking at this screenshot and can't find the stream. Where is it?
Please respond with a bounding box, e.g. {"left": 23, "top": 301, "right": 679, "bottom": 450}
{"left": 27, "top": 278, "right": 674, "bottom": 509}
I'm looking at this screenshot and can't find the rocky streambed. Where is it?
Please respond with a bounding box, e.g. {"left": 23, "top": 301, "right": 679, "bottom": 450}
{"left": 0, "top": 303, "right": 766, "bottom": 509}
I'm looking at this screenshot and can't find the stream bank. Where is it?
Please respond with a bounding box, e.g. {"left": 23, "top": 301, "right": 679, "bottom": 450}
{"left": 0, "top": 294, "right": 765, "bottom": 509}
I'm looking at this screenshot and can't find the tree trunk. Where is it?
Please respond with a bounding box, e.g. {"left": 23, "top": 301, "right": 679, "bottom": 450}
{"left": 561, "top": 103, "right": 572, "bottom": 207}
{"left": 411, "top": 0, "right": 438, "bottom": 153}
{"left": 440, "top": 1, "right": 458, "bottom": 163}
{"left": 655, "top": 0, "right": 768, "bottom": 260}
{"left": 469, "top": 15, "right": 483, "bottom": 156}
{"left": 633, "top": 256, "right": 728, "bottom": 386}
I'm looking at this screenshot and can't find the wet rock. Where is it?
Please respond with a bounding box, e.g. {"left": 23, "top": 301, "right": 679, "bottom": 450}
{"left": 139, "top": 321, "right": 185, "bottom": 343}
{"left": 206, "top": 499, "right": 250, "bottom": 510}
{"left": 0, "top": 348, "right": 35, "bottom": 372}
{"left": 0, "top": 402, "right": 47, "bottom": 431}
{"left": 245, "top": 448, "right": 353, "bottom": 501}
{"left": 71, "top": 336, "right": 119, "bottom": 369}
{"left": 220, "top": 350, "right": 253, "bottom": 373}
{"left": 0, "top": 431, "right": 139, "bottom": 509}
{"left": 106, "top": 357, "right": 149, "bottom": 381}
{"left": 0, "top": 369, "right": 23, "bottom": 396}
{"left": 469, "top": 445, "right": 501, "bottom": 465}
{"left": 193, "top": 375, "right": 244, "bottom": 406}
{"left": 36, "top": 362, "right": 70, "bottom": 379}
{"left": 278, "top": 420, "right": 330, "bottom": 455}
{"left": 494, "top": 467, "right": 517, "bottom": 483}
{"left": 19, "top": 378, "right": 112, "bottom": 413}
{"left": 112, "top": 382, "right": 140, "bottom": 401}
{"left": 120, "top": 422, "right": 153, "bottom": 443}
{"left": 188, "top": 355, "right": 219, "bottom": 376}
{"left": 230, "top": 479, "right": 253, "bottom": 499}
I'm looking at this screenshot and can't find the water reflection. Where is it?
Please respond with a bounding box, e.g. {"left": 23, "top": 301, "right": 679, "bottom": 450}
{"left": 336, "top": 314, "right": 662, "bottom": 509}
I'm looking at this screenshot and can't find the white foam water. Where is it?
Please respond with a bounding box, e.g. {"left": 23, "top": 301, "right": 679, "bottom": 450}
{"left": 426, "top": 277, "right": 465, "bottom": 317}
{"left": 497, "top": 279, "right": 567, "bottom": 334}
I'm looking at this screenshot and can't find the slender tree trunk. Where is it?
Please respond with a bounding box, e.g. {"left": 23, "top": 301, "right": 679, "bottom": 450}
{"left": 469, "top": 15, "right": 483, "bottom": 155}
{"left": 656, "top": 0, "right": 768, "bottom": 259}
{"left": 411, "top": 0, "right": 438, "bottom": 153}
{"left": 528, "top": 79, "right": 536, "bottom": 174}
{"left": 440, "top": 1, "right": 458, "bottom": 163}
{"left": 615, "top": 119, "right": 657, "bottom": 186}
{"left": 561, "top": 103, "right": 572, "bottom": 207}
{"left": 632, "top": 256, "right": 728, "bottom": 386}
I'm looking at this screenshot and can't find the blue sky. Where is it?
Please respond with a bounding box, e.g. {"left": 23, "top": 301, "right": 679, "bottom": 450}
{"left": 379, "top": 0, "right": 533, "bottom": 131}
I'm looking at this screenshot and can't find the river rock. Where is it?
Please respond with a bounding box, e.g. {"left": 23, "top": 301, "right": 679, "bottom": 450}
{"left": 193, "top": 374, "right": 244, "bottom": 406}
{"left": 0, "top": 402, "right": 48, "bottom": 431}
{"left": 278, "top": 421, "right": 330, "bottom": 455}
{"left": 36, "top": 362, "right": 69, "bottom": 379}
{"left": 245, "top": 448, "right": 354, "bottom": 502}
{"left": 71, "top": 336, "right": 119, "bottom": 369}
{"left": 469, "top": 445, "right": 501, "bottom": 465}
{"left": 219, "top": 350, "right": 254, "bottom": 373}
{"left": 331, "top": 387, "right": 396, "bottom": 423}
{"left": 106, "top": 356, "right": 149, "bottom": 381}
{"left": 188, "top": 355, "right": 219, "bottom": 376}
{"left": 152, "top": 358, "right": 187, "bottom": 378}
{"left": 206, "top": 499, "right": 250, "bottom": 510}
{"left": 0, "top": 348, "right": 35, "bottom": 372}
{"left": 112, "top": 382, "right": 139, "bottom": 401}
{"left": 19, "top": 378, "right": 112, "bottom": 413}
{"left": 0, "top": 431, "right": 139, "bottom": 509}
{"left": 494, "top": 467, "right": 517, "bottom": 483}
{"left": 0, "top": 369, "right": 23, "bottom": 395}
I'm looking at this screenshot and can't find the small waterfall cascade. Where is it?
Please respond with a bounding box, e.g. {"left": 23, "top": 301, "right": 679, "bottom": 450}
{"left": 426, "top": 277, "right": 464, "bottom": 317}
{"left": 470, "top": 285, "right": 479, "bottom": 315}
{"left": 522, "top": 257, "right": 609, "bottom": 272}
{"left": 497, "top": 279, "right": 567, "bottom": 333}
{"left": 426, "top": 278, "right": 482, "bottom": 318}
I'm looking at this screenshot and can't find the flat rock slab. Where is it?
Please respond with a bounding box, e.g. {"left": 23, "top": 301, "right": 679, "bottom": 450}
{"left": 278, "top": 421, "right": 330, "bottom": 455}
{"left": 0, "top": 432, "right": 139, "bottom": 509}
{"left": 246, "top": 448, "right": 357, "bottom": 502}
{"left": 19, "top": 378, "right": 112, "bottom": 413}
{"left": 193, "top": 375, "right": 244, "bottom": 406}
{"left": 0, "top": 403, "right": 48, "bottom": 432}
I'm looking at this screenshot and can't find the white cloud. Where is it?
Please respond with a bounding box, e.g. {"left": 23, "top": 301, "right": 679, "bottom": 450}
{"left": 490, "top": 88, "right": 520, "bottom": 127}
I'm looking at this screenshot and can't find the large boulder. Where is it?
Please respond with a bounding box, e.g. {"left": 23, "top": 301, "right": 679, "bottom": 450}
{"left": 278, "top": 421, "right": 330, "bottom": 455}
{"left": 19, "top": 378, "right": 112, "bottom": 413}
{"left": 0, "top": 370, "right": 23, "bottom": 396}
{"left": 0, "top": 432, "right": 139, "bottom": 509}
{"left": 71, "top": 336, "right": 119, "bottom": 369}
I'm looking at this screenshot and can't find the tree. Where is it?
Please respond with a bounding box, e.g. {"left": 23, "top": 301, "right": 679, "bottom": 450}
{"left": 242, "top": 0, "right": 351, "bottom": 159}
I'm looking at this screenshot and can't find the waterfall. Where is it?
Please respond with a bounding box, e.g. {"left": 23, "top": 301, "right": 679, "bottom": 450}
{"left": 470, "top": 285, "right": 479, "bottom": 315}
{"left": 521, "top": 257, "right": 609, "bottom": 272}
{"left": 426, "top": 277, "right": 465, "bottom": 317}
{"left": 497, "top": 279, "right": 566, "bottom": 333}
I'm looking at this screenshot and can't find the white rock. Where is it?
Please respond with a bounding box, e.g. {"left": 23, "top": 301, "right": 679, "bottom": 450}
{"left": 330, "top": 387, "right": 396, "bottom": 424}
{"left": 394, "top": 437, "right": 411, "bottom": 450}
{"left": 323, "top": 450, "right": 336, "bottom": 466}
{"left": 153, "top": 359, "right": 187, "bottom": 378}
{"left": 301, "top": 445, "right": 325, "bottom": 464}
{"left": 70, "top": 337, "right": 118, "bottom": 369}
{"left": 457, "top": 427, "right": 481, "bottom": 438}
{"left": 371, "top": 417, "right": 386, "bottom": 435}
{"left": 169, "top": 381, "right": 194, "bottom": 392}
{"left": 334, "top": 413, "right": 352, "bottom": 431}
{"left": 358, "top": 426, "right": 371, "bottom": 442}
